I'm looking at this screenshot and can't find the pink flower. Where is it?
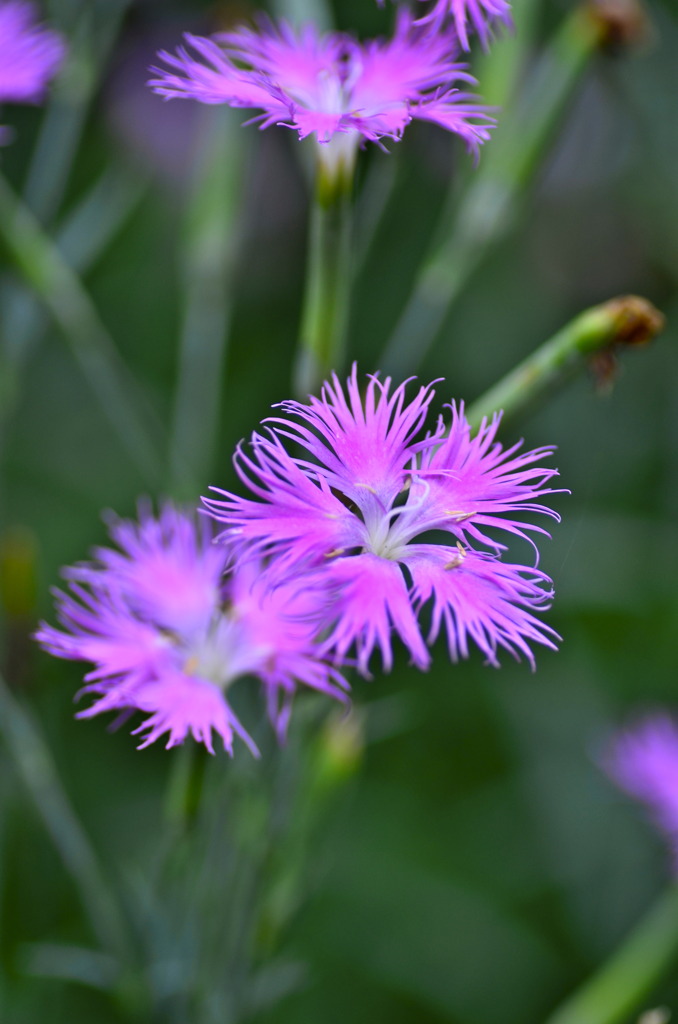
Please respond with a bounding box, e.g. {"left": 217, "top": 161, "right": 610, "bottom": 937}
{"left": 417, "top": 0, "right": 513, "bottom": 51}
{"left": 603, "top": 714, "right": 678, "bottom": 869}
{"left": 148, "top": 12, "right": 494, "bottom": 155}
{"left": 0, "top": 1, "right": 64, "bottom": 104}
{"left": 36, "top": 504, "right": 348, "bottom": 754}
{"left": 204, "top": 369, "right": 561, "bottom": 675}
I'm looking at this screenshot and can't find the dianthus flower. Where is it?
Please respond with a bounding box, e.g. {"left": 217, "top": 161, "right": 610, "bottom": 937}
{"left": 204, "top": 369, "right": 561, "bottom": 675}
{"left": 416, "top": 0, "right": 513, "bottom": 51}
{"left": 36, "top": 504, "right": 348, "bottom": 754}
{"left": 603, "top": 714, "right": 678, "bottom": 869}
{"left": 148, "top": 12, "right": 494, "bottom": 157}
{"left": 0, "top": 2, "right": 64, "bottom": 116}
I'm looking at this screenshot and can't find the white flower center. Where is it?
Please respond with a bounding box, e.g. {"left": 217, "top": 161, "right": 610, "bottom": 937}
{"left": 315, "top": 130, "right": 359, "bottom": 181}
{"left": 178, "top": 612, "right": 253, "bottom": 690}
{"left": 364, "top": 511, "right": 407, "bottom": 561}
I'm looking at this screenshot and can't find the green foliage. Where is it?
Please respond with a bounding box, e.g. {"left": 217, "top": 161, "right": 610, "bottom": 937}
{"left": 1, "top": 1, "right": 677, "bottom": 1022}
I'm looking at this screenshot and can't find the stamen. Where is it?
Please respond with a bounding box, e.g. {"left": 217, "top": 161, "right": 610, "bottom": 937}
{"left": 445, "top": 542, "right": 467, "bottom": 569}
{"left": 183, "top": 654, "right": 200, "bottom": 674}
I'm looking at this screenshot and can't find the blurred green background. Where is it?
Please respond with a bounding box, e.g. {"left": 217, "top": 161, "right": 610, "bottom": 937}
{"left": 1, "top": 0, "right": 678, "bottom": 1021}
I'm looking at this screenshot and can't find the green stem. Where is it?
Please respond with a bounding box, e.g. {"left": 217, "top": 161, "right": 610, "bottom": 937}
{"left": 164, "top": 742, "right": 210, "bottom": 832}
{"left": 0, "top": 165, "right": 146, "bottom": 423}
{"left": 0, "top": 672, "right": 132, "bottom": 967}
{"left": 545, "top": 885, "right": 678, "bottom": 1024}
{"left": 474, "top": 0, "right": 542, "bottom": 108}
{"left": 466, "top": 295, "right": 664, "bottom": 431}
{"left": 169, "top": 108, "right": 244, "bottom": 498}
{"left": 293, "top": 150, "right": 353, "bottom": 397}
{"left": 381, "top": 5, "right": 601, "bottom": 377}
{"left": 0, "top": 173, "right": 163, "bottom": 484}
{"left": 273, "top": 0, "right": 333, "bottom": 30}
{"left": 54, "top": 166, "right": 147, "bottom": 279}
{"left": 352, "top": 156, "right": 399, "bottom": 279}
{"left": 24, "top": 0, "right": 133, "bottom": 225}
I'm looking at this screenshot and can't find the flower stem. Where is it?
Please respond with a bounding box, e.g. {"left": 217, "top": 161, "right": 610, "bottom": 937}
{"left": 0, "top": 165, "right": 146, "bottom": 426}
{"left": 23, "top": 0, "right": 133, "bottom": 225}
{"left": 0, "top": 172, "right": 163, "bottom": 485}
{"left": 381, "top": 4, "right": 604, "bottom": 378}
{"left": 474, "top": 0, "right": 541, "bottom": 108}
{"left": 0, "top": 672, "right": 133, "bottom": 967}
{"left": 273, "top": 0, "right": 333, "bottom": 30}
{"left": 164, "top": 741, "right": 210, "bottom": 831}
{"left": 293, "top": 144, "right": 354, "bottom": 397}
{"left": 169, "top": 109, "right": 245, "bottom": 498}
{"left": 466, "top": 296, "right": 664, "bottom": 431}
{"left": 544, "top": 884, "right": 678, "bottom": 1024}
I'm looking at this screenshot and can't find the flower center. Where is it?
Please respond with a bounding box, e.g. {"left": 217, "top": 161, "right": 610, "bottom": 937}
{"left": 363, "top": 510, "right": 407, "bottom": 562}
{"left": 177, "top": 613, "right": 242, "bottom": 689}
{"left": 179, "top": 608, "right": 274, "bottom": 691}
{"left": 316, "top": 134, "right": 359, "bottom": 197}
{"left": 316, "top": 67, "right": 347, "bottom": 115}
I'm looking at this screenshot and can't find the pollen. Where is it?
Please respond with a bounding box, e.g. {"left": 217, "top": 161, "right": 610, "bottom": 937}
{"left": 444, "top": 543, "right": 467, "bottom": 570}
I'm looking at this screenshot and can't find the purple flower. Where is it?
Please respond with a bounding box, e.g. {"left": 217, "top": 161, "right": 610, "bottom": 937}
{"left": 36, "top": 503, "right": 348, "bottom": 754}
{"left": 204, "top": 369, "right": 561, "bottom": 675}
{"left": 148, "top": 12, "right": 494, "bottom": 156}
{"left": 417, "top": 0, "right": 513, "bottom": 51}
{"left": 603, "top": 714, "right": 678, "bottom": 868}
{"left": 0, "top": 1, "right": 64, "bottom": 105}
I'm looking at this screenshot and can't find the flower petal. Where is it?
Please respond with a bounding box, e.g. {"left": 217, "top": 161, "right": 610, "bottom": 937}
{"left": 270, "top": 366, "right": 444, "bottom": 512}
{"left": 603, "top": 714, "right": 678, "bottom": 844}
{"left": 68, "top": 502, "right": 226, "bottom": 636}
{"left": 35, "top": 584, "right": 169, "bottom": 683}
{"left": 204, "top": 433, "right": 362, "bottom": 569}
{"left": 320, "top": 552, "right": 430, "bottom": 674}
{"left": 405, "top": 403, "right": 561, "bottom": 555}
{"left": 405, "top": 543, "right": 558, "bottom": 667}
{"left": 0, "top": 1, "right": 64, "bottom": 105}
{"left": 416, "top": 0, "right": 513, "bottom": 52}
{"left": 149, "top": 15, "right": 492, "bottom": 149}
{"left": 78, "top": 672, "right": 258, "bottom": 756}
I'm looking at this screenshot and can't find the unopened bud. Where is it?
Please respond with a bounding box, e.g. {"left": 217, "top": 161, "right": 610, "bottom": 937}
{"left": 605, "top": 295, "right": 665, "bottom": 348}
{"left": 319, "top": 708, "right": 364, "bottom": 782}
{"left": 0, "top": 526, "right": 38, "bottom": 619}
{"left": 637, "top": 1009, "right": 671, "bottom": 1024}
{"left": 585, "top": 0, "right": 652, "bottom": 51}
{"left": 589, "top": 295, "right": 664, "bottom": 393}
